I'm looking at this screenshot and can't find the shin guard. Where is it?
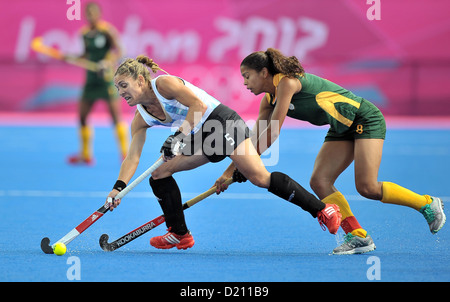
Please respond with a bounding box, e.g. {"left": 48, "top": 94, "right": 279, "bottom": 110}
{"left": 268, "top": 172, "right": 325, "bottom": 218}
{"left": 149, "top": 176, "right": 188, "bottom": 235}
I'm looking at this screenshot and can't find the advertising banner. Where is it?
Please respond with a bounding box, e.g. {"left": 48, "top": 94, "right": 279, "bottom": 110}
{"left": 1, "top": 0, "right": 449, "bottom": 118}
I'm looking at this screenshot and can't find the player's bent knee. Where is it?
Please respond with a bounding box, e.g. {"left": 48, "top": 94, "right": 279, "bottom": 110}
{"left": 309, "top": 177, "right": 321, "bottom": 193}
{"left": 356, "top": 183, "right": 382, "bottom": 200}
{"left": 150, "top": 164, "right": 175, "bottom": 180}
{"left": 151, "top": 170, "right": 172, "bottom": 180}
{"left": 247, "top": 173, "right": 270, "bottom": 189}
{"left": 309, "top": 176, "right": 332, "bottom": 196}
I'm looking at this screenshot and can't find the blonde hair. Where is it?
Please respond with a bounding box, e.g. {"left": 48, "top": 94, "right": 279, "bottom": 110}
{"left": 114, "top": 55, "right": 168, "bottom": 82}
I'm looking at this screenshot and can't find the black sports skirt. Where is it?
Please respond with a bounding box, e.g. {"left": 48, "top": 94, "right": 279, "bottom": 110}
{"left": 181, "top": 104, "right": 251, "bottom": 163}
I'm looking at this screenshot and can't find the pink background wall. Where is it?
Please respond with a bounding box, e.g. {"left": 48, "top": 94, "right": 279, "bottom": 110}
{"left": 1, "top": 0, "right": 450, "bottom": 120}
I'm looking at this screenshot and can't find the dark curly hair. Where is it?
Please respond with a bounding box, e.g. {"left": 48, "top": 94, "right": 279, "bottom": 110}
{"left": 240, "top": 48, "right": 304, "bottom": 77}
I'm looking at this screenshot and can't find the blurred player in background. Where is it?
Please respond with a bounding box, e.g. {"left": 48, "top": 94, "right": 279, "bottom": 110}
{"left": 215, "top": 48, "right": 446, "bottom": 255}
{"left": 68, "top": 2, "right": 129, "bottom": 165}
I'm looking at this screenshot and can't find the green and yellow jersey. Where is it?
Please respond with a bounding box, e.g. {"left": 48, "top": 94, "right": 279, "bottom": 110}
{"left": 80, "top": 20, "right": 118, "bottom": 101}
{"left": 267, "top": 73, "right": 366, "bottom": 134}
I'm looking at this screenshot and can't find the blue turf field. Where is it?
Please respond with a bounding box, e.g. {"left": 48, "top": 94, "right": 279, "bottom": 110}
{"left": 0, "top": 124, "right": 449, "bottom": 283}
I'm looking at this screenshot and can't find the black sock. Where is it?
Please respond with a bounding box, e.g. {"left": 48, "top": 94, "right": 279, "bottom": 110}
{"left": 149, "top": 176, "right": 188, "bottom": 235}
{"left": 268, "top": 172, "right": 325, "bottom": 218}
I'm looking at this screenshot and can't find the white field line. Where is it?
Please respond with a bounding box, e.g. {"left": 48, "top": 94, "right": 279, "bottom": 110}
{"left": 0, "top": 190, "right": 449, "bottom": 203}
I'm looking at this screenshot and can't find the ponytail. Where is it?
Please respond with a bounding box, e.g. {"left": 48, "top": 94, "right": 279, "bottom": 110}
{"left": 135, "top": 55, "right": 169, "bottom": 75}
{"left": 265, "top": 48, "right": 304, "bottom": 77}
{"left": 241, "top": 48, "right": 305, "bottom": 77}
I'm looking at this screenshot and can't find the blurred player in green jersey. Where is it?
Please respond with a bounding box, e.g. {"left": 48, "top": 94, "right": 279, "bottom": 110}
{"left": 68, "top": 2, "right": 129, "bottom": 165}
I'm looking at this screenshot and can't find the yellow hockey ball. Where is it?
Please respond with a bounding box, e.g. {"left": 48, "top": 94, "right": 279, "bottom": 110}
{"left": 53, "top": 242, "right": 67, "bottom": 256}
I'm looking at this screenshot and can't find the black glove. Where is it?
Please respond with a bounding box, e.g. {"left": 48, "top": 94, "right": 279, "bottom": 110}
{"left": 160, "top": 131, "right": 186, "bottom": 158}
{"left": 232, "top": 169, "right": 247, "bottom": 183}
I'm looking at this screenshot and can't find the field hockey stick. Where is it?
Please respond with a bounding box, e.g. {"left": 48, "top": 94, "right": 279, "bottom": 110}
{"left": 30, "top": 36, "right": 99, "bottom": 72}
{"left": 99, "top": 177, "right": 234, "bottom": 251}
{"left": 40, "top": 157, "right": 165, "bottom": 254}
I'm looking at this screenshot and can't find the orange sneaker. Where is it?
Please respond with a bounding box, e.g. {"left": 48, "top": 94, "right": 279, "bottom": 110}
{"left": 67, "top": 154, "right": 94, "bottom": 166}
{"left": 317, "top": 204, "right": 341, "bottom": 234}
{"left": 150, "top": 228, "right": 195, "bottom": 250}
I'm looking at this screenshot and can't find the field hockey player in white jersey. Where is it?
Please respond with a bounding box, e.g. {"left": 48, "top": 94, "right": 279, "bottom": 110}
{"left": 106, "top": 55, "right": 342, "bottom": 250}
